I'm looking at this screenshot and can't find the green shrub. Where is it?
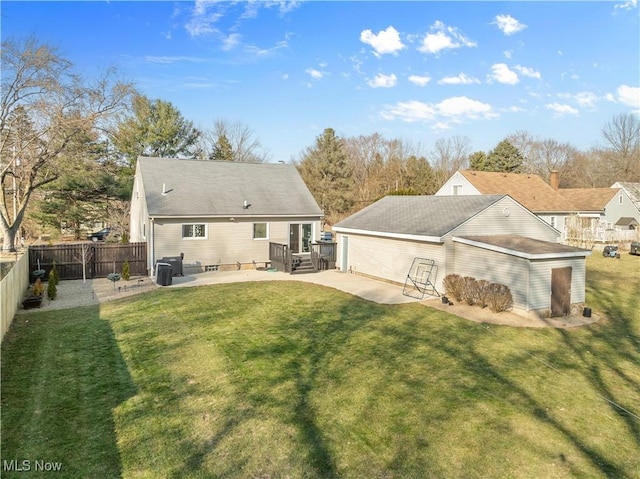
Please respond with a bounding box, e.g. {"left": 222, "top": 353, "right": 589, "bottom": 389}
{"left": 47, "top": 270, "right": 57, "bottom": 300}
{"left": 486, "top": 282, "right": 513, "bottom": 313}
{"left": 50, "top": 261, "right": 59, "bottom": 286}
{"left": 122, "top": 259, "right": 130, "bottom": 281}
{"left": 443, "top": 274, "right": 463, "bottom": 302}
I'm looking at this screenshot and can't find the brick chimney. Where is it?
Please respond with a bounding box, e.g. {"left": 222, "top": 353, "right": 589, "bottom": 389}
{"left": 550, "top": 170, "right": 559, "bottom": 190}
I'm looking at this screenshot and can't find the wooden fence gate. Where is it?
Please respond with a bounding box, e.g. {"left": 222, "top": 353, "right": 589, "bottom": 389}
{"left": 29, "top": 243, "right": 147, "bottom": 281}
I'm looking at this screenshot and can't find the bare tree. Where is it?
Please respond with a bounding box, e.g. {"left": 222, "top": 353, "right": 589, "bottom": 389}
{"left": 601, "top": 113, "right": 640, "bottom": 180}
{"left": 430, "top": 136, "right": 471, "bottom": 188}
{"left": 0, "top": 36, "right": 132, "bottom": 251}
{"left": 198, "top": 118, "right": 269, "bottom": 162}
{"left": 508, "top": 131, "right": 578, "bottom": 183}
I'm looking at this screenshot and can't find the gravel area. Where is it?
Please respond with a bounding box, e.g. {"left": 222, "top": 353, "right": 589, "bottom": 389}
{"left": 16, "top": 276, "right": 158, "bottom": 314}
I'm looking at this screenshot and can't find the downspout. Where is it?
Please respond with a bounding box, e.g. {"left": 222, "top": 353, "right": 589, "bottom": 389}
{"left": 149, "top": 217, "right": 155, "bottom": 277}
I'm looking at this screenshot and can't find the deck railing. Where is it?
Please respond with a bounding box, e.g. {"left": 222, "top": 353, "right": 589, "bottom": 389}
{"left": 311, "top": 242, "right": 337, "bottom": 270}
{"left": 269, "top": 242, "right": 291, "bottom": 273}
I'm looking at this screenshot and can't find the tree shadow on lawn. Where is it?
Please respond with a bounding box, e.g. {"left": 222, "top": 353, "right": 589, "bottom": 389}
{"left": 555, "top": 267, "right": 640, "bottom": 447}
{"left": 173, "top": 283, "right": 380, "bottom": 478}
{"left": 1, "top": 305, "right": 137, "bottom": 479}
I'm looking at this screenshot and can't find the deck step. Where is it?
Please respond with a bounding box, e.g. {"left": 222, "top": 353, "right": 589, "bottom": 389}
{"left": 291, "top": 257, "right": 316, "bottom": 274}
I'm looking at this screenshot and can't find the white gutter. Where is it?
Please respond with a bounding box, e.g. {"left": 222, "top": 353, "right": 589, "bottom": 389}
{"left": 452, "top": 236, "right": 592, "bottom": 260}
{"left": 332, "top": 226, "right": 443, "bottom": 244}
{"left": 148, "top": 214, "right": 323, "bottom": 219}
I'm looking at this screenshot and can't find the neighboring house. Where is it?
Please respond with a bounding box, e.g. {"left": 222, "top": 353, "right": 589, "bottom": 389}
{"left": 130, "top": 157, "right": 323, "bottom": 274}
{"left": 436, "top": 170, "right": 640, "bottom": 244}
{"left": 557, "top": 187, "right": 639, "bottom": 243}
{"left": 333, "top": 195, "right": 591, "bottom": 317}
{"left": 435, "top": 170, "right": 573, "bottom": 237}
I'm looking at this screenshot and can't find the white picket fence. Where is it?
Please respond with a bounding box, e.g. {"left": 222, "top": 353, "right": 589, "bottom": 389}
{"left": 1, "top": 252, "right": 30, "bottom": 342}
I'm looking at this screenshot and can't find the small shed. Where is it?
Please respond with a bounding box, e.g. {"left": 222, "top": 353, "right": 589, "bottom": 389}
{"left": 453, "top": 235, "right": 591, "bottom": 316}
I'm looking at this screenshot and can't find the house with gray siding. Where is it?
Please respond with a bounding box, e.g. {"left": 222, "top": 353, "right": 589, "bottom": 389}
{"left": 333, "top": 195, "right": 591, "bottom": 317}
{"left": 130, "top": 157, "right": 323, "bottom": 274}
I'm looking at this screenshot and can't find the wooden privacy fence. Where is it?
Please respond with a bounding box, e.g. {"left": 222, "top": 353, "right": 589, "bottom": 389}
{"left": 29, "top": 242, "right": 147, "bottom": 281}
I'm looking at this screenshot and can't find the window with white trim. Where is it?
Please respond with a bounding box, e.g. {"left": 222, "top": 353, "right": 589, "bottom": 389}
{"left": 182, "top": 224, "right": 206, "bottom": 239}
{"left": 253, "top": 222, "right": 268, "bottom": 240}
{"left": 452, "top": 184, "right": 463, "bottom": 195}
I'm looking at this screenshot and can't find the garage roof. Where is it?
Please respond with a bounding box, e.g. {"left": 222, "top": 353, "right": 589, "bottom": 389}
{"left": 454, "top": 235, "right": 591, "bottom": 259}
{"left": 334, "top": 195, "right": 505, "bottom": 240}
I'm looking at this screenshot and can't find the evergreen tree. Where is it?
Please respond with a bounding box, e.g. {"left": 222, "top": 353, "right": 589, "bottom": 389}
{"left": 485, "top": 140, "right": 523, "bottom": 172}
{"left": 404, "top": 155, "right": 435, "bottom": 194}
{"left": 296, "top": 128, "right": 354, "bottom": 222}
{"left": 469, "top": 151, "right": 488, "bottom": 171}
{"left": 210, "top": 134, "right": 234, "bottom": 161}
{"left": 111, "top": 94, "right": 200, "bottom": 166}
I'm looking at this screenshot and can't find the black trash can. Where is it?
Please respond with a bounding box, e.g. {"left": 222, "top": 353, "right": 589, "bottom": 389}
{"left": 156, "top": 263, "right": 173, "bottom": 286}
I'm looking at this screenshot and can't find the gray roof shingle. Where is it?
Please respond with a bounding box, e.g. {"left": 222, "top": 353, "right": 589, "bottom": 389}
{"left": 458, "top": 235, "right": 590, "bottom": 256}
{"left": 334, "top": 195, "right": 505, "bottom": 237}
{"left": 137, "top": 157, "right": 323, "bottom": 217}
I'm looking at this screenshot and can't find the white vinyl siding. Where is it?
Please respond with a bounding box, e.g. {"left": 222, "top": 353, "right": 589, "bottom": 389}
{"left": 453, "top": 197, "right": 559, "bottom": 242}
{"left": 452, "top": 242, "right": 530, "bottom": 309}
{"left": 529, "top": 258, "right": 586, "bottom": 307}
{"left": 338, "top": 233, "right": 446, "bottom": 289}
{"left": 152, "top": 217, "right": 320, "bottom": 267}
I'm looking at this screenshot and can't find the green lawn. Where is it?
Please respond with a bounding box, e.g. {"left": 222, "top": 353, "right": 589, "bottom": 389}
{"left": 2, "top": 254, "right": 639, "bottom": 478}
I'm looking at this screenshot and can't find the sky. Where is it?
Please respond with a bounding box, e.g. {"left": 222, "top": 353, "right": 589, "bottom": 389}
{"left": 2, "top": 1, "right": 639, "bottom": 162}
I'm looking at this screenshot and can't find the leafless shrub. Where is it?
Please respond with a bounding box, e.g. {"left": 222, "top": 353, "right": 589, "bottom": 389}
{"left": 443, "top": 274, "right": 463, "bottom": 302}
{"left": 474, "top": 280, "right": 491, "bottom": 308}
{"left": 460, "top": 276, "right": 478, "bottom": 305}
{"left": 486, "top": 283, "right": 513, "bottom": 313}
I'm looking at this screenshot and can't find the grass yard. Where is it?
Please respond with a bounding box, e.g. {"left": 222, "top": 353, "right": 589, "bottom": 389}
{"left": 2, "top": 254, "right": 639, "bottom": 478}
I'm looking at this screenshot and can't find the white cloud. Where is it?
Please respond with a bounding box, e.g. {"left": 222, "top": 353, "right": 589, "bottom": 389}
{"left": 368, "top": 73, "right": 398, "bottom": 88}
{"left": 514, "top": 65, "right": 541, "bottom": 79}
{"left": 360, "top": 26, "right": 405, "bottom": 56}
{"left": 613, "top": 0, "right": 638, "bottom": 12}
{"left": 618, "top": 84, "right": 640, "bottom": 108}
{"left": 488, "top": 63, "right": 519, "bottom": 85}
{"left": 305, "top": 68, "right": 323, "bottom": 79}
{"left": 436, "top": 96, "right": 495, "bottom": 118}
{"left": 222, "top": 33, "right": 241, "bottom": 51}
{"left": 417, "top": 21, "right": 476, "bottom": 55}
{"left": 408, "top": 74, "right": 431, "bottom": 86}
{"left": 185, "top": 1, "right": 223, "bottom": 37}
{"left": 381, "top": 100, "right": 436, "bottom": 122}
{"left": 573, "top": 91, "right": 599, "bottom": 109}
{"left": 380, "top": 96, "right": 494, "bottom": 123}
{"left": 546, "top": 103, "right": 579, "bottom": 116}
{"left": 494, "top": 14, "right": 527, "bottom": 35}
{"left": 438, "top": 73, "right": 480, "bottom": 85}
{"left": 144, "top": 55, "right": 206, "bottom": 64}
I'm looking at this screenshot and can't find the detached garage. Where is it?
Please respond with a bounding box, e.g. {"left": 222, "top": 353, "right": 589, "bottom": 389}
{"left": 333, "top": 195, "right": 591, "bottom": 317}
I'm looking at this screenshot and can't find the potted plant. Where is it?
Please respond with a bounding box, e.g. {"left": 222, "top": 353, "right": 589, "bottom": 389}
{"left": 22, "top": 278, "right": 45, "bottom": 309}
{"left": 32, "top": 259, "right": 46, "bottom": 282}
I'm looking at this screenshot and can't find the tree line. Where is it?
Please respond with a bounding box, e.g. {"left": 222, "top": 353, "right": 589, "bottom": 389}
{"left": 1, "top": 37, "right": 638, "bottom": 250}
